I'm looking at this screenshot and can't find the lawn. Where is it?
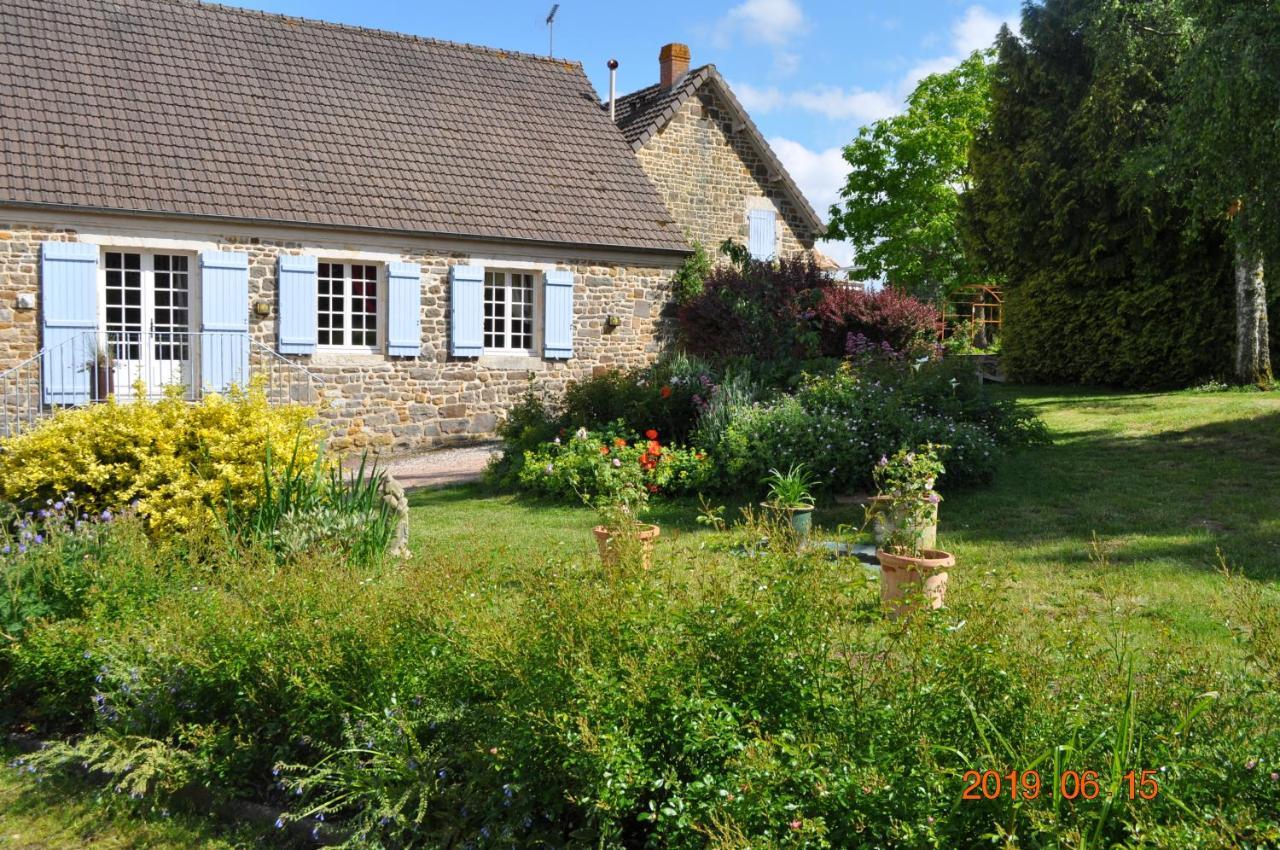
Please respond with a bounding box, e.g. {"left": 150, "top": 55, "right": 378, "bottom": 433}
{"left": 411, "top": 386, "right": 1280, "bottom": 662}
{"left": 5, "top": 386, "right": 1279, "bottom": 847}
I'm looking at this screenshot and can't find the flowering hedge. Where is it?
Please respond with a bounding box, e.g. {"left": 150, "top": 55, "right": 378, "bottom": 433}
{"left": 0, "top": 384, "right": 321, "bottom": 533}
{"left": 517, "top": 422, "right": 712, "bottom": 501}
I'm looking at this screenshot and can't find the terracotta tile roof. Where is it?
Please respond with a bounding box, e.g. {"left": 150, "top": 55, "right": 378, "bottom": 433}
{"left": 0, "top": 0, "right": 689, "bottom": 253}
{"left": 611, "top": 65, "right": 825, "bottom": 236}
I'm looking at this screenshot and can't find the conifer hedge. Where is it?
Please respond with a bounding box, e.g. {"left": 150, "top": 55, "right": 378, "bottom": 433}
{"left": 962, "top": 0, "right": 1234, "bottom": 387}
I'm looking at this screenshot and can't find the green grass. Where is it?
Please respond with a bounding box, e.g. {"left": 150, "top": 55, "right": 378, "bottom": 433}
{"left": 411, "top": 386, "right": 1280, "bottom": 663}
{"left": 0, "top": 746, "right": 266, "bottom": 849}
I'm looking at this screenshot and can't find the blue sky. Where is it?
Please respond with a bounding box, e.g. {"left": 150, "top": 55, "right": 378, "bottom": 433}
{"left": 221, "top": 0, "right": 1019, "bottom": 264}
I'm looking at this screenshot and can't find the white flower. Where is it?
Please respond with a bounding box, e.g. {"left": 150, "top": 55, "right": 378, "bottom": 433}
{"left": 544, "top": 463, "right": 554, "bottom": 474}
{"left": 553, "top": 437, "right": 561, "bottom": 445}
{"left": 575, "top": 427, "right": 589, "bottom": 440}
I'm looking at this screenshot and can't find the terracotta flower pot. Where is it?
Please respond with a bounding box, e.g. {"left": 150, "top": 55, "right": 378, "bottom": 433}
{"left": 760, "top": 501, "right": 816, "bottom": 539}
{"left": 593, "top": 523, "right": 660, "bottom": 569}
{"left": 877, "top": 548, "right": 954, "bottom": 617}
{"left": 93, "top": 362, "right": 114, "bottom": 401}
{"left": 866, "top": 495, "right": 937, "bottom": 551}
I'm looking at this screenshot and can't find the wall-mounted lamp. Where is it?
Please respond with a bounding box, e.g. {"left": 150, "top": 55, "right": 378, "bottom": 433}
{"left": 253, "top": 301, "right": 272, "bottom": 317}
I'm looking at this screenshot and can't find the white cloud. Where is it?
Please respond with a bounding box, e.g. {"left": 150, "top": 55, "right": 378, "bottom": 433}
{"left": 734, "top": 81, "right": 786, "bottom": 113}
{"left": 793, "top": 87, "right": 900, "bottom": 123}
{"left": 733, "top": 81, "right": 899, "bottom": 124}
{"left": 953, "top": 5, "right": 1008, "bottom": 55}
{"left": 715, "top": 0, "right": 807, "bottom": 47}
{"left": 730, "top": 5, "right": 1016, "bottom": 128}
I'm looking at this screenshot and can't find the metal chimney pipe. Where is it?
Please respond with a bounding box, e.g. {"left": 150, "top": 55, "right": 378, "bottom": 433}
{"left": 607, "top": 59, "right": 619, "bottom": 122}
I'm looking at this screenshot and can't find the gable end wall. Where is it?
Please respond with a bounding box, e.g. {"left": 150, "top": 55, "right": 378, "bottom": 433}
{"left": 634, "top": 87, "right": 815, "bottom": 257}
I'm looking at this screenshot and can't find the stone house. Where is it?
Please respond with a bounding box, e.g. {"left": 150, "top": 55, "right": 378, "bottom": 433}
{"left": 612, "top": 44, "right": 826, "bottom": 260}
{"left": 0, "top": 0, "right": 819, "bottom": 453}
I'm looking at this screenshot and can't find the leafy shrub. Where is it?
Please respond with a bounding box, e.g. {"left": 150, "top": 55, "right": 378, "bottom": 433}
{"left": 677, "top": 256, "right": 830, "bottom": 362}
{"left": 484, "top": 383, "right": 563, "bottom": 490}
{"left": 561, "top": 353, "right": 720, "bottom": 445}
{"left": 518, "top": 422, "right": 712, "bottom": 500}
{"left": 6, "top": 507, "right": 1280, "bottom": 847}
{"left": 703, "top": 360, "right": 1043, "bottom": 494}
{"left": 0, "top": 384, "right": 321, "bottom": 533}
{"left": 671, "top": 240, "right": 714, "bottom": 305}
{"left": 675, "top": 256, "right": 941, "bottom": 368}
{"left": 815, "top": 286, "right": 939, "bottom": 356}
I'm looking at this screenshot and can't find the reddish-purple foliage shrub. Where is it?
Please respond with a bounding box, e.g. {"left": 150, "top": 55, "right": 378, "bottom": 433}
{"left": 675, "top": 256, "right": 940, "bottom": 363}
{"left": 815, "top": 287, "right": 939, "bottom": 357}
{"left": 676, "top": 257, "right": 831, "bottom": 361}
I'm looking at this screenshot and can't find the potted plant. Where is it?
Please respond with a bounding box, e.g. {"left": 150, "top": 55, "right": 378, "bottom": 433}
{"left": 82, "top": 345, "right": 114, "bottom": 401}
{"left": 871, "top": 444, "right": 954, "bottom": 615}
{"left": 761, "top": 463, "right": 818, "bottom": 540}
{"left": 583, "top": 438, "right": 660, "bottom": 569}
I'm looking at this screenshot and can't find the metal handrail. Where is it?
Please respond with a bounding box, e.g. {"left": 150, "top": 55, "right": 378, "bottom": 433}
{"left": 2, "top": 332, "right": 329, "bottom": 437}
{"left": 250, "top": 340, "right": 326, "bottom": 387}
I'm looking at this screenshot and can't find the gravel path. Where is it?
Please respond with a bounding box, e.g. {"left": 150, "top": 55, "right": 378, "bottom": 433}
{"left": 372, "top": 442, "right": 501, "bottom": 491}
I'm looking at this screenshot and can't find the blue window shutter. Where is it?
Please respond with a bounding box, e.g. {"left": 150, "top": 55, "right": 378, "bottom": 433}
{"left": 449, "top": 264, "right": 484, "bottom": 357}
{"left": 748, "top": 209, "right": 777, "bottom": 260}
{"left": 40, "top": 241, "right": 98, "bottom": 405}
{"left": 277, "top": 254, "right": 317, "bottom": 355}
{"left": 200, "top": 250, "right": 250, "bottom": 393}
{"left": 543, "top": 269, "right": 574, "bottom": 359}
{"left": 386, "top": 262, "right": 423, "bottom": 357}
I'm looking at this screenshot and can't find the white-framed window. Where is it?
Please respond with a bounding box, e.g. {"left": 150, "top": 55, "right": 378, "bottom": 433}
{"left": 100, "top": 250, "right": 195, "bottom": 363}
{"left": 317, "top": 261, "right": 382, "bottom": 351}
{"left": 483, "top": 270, "right": 536, "bottom": 352}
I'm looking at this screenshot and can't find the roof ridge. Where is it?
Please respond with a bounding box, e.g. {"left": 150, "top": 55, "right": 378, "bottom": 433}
{"left": 165, "top": 0, "right": 583, "bottom": 68}
{"left": 613, "top": 64, "right": 714, "bottom": 104}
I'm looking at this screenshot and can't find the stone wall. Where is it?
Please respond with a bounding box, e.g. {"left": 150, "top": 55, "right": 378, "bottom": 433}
{"left": 633, "top": 83, "right": 816, "bottom": 257}
{"left": 0, "top": 213, "right": 680, "bottom": 454}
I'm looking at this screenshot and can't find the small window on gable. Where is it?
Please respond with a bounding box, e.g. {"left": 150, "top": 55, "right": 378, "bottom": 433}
{"left": 317, "top": 261, "right": 381, "bottom": 351}
{"left": 484, "top": 270, "right": 536, "bottom": 352}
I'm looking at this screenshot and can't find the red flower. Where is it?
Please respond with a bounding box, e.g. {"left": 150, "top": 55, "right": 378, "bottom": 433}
{"left": 647, "top": 483, "right": 659, "bottom": 493}
{"left": 645, "top": 429, "right": 659, "bottom": 440}
{"left": 660, "top": 385, "right": 672, "bottom": 399}
{"left": 647, "top": 440, "right": 662, "bottom": 456}
{"left": 613, "top": 437, "right": 627, "bottom": 448}
{"left": 599, "top": 445, "right": 609, "bottom": 455}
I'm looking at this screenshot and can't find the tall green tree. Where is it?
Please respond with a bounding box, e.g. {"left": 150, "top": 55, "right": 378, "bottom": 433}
{"left": 1168, "top": 0, "right": 1276, "bottom": 384}
{"left": 961, "top": 0, "right": 1234, "bottom": 387}
{"left": 827, "top": 51, "right": 992, "bottom": 303}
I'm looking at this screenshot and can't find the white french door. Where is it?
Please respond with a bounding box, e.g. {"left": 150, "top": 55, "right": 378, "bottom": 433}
{"left": 101, "top": 251, "right": 196, "bottom": 398}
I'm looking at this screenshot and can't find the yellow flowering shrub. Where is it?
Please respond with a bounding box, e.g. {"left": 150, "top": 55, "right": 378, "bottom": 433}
{"left": 0, "top": 383, "right": 322, "bottom": 533}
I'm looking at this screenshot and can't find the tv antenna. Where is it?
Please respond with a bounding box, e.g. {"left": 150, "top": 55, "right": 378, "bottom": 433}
{"left": 546, "top": 4, "right": 559, "bottom": 57}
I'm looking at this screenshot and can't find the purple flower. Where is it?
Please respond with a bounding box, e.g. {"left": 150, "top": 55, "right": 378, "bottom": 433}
{"left": 611, "top": 458, "right": 621, "bottom": 468}
{"left": 100, "top": 510, "right": 113, "bottom": 521}
{"left": 878, "top": 456, "right": 888, "bottom": 467}
{"left": 1246, "top": 759, "right": 1258, "bottom": 770}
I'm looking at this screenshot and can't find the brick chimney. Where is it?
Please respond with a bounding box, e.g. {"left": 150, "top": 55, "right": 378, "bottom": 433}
{"left": 659, "top": 43, "right": 691, "bottom": 88}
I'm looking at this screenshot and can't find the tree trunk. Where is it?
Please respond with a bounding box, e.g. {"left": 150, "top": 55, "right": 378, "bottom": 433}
{"left": 1233, "top": 241, "right": 1272, "bottom": 385}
